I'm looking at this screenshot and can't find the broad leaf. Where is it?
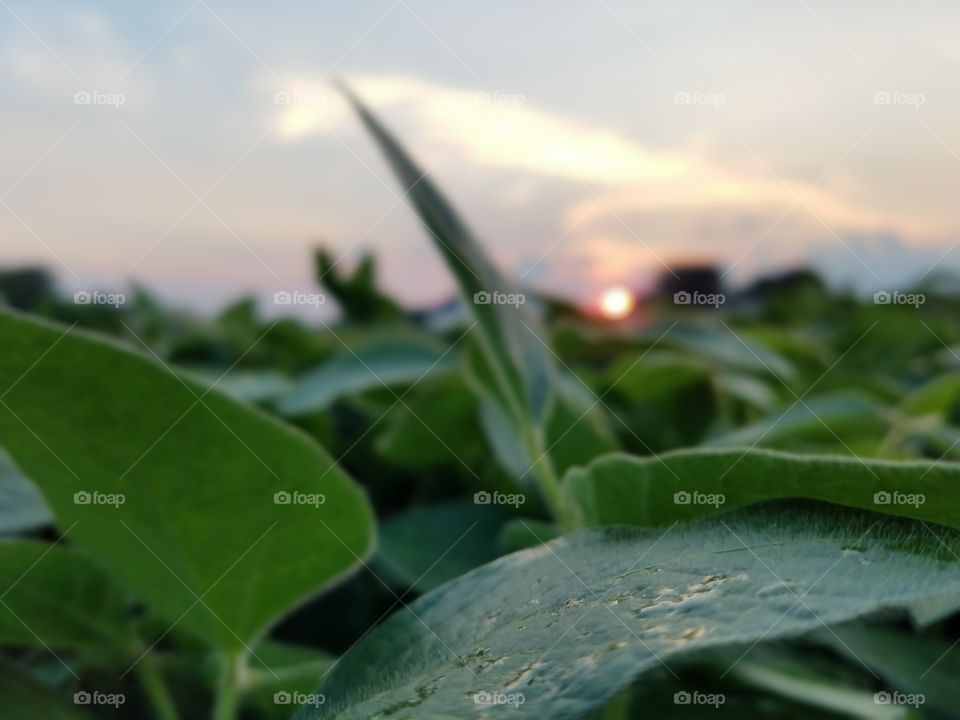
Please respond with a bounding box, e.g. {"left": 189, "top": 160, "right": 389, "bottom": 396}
{"left": 901, "top": 370, "right": 960, "bottom": 418}
{"left": 377, "top": 501, "right": 511, "bottom": 593}
{"left": 245, "top": 642, "right": 335, "bottom": 720}
{"left": 470, "top": 349, "right": 617, "bottom": 481}
{"left": 301, "top": 505, "right": 960, "bottom": 720}
{"left": 278, "top": 337, "right": 456, "bottom": 416}
{"left": 342, "top": 85, "right": 553, "bottom": 433}
{"left": 0, "top": 310, "right": 375, "bottom": 651}
{"left": 661, "top": 324, "right": 796, "bottom": 380}
{"left": 564, "top": 447, "right": 960, "bottom": 529}
{"left": 0, "top": 450, "right": 53, "bottom": 534}
{"left": 707, "top": 392, "right": 886, "bottom": 449}
{"left": 0, "top": 541, "right": 131, "bottom": 651}
{"left": 0, "top": 660, "right": 93, "bottom": 720}
{"left": 816, "top": 624, "right": 960, "bottom": 717}
{"left": 375, "top": 377, "right": 485, "bottom": 469}
{"left": 606, "top": 351, "right": 710, "bottom": 405}
{"left": 729, "top": 655, "right": 906, "bottom": 719}
{"left": 187, "top": 368, "right": 293, "bottom": 405}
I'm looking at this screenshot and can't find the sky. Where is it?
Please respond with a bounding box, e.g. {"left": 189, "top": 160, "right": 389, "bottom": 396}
{"left": 2, "top": 0, "right": 960, "bottom": 316}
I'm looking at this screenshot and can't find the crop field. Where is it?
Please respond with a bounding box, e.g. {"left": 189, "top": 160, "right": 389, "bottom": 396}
{"left": 2, "top": 88, "right": 959, "bottom": 720}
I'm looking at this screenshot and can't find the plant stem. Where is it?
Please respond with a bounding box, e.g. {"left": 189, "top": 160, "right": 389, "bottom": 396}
{"left": 525, "top": 426, "right": 578, "bottom": 529}
{"left": 137, "top": 653, "right": 181, "bottom": 720}
{"left": 212, "top": 652, "right": 244, "bottom": 720}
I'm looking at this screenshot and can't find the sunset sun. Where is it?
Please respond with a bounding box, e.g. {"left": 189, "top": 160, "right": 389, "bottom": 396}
{"left": 598, "top": 286, "right": 635, "bottom": 320}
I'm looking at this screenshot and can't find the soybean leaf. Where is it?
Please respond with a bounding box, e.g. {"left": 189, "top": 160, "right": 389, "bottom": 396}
{"left": 712, "top": 371, "right": 779, "bottom": 411}
{"left": 244, "top": 642, "right": 335, "bottom": 720}
{"left": 661, "top": 323, "right": 796, "bottom": 380}
{"left": 815, "top": 624, "right": 960, "bottom": 717}
{"left": 469, "top": 345, "right": 617, "bottom": 480}
{"left": 729, "top": 655, "right": 907, "bottom": 719}
{"left": 0, "top": 310, "right": 375, "bottom": 651}
{"left": 314, "top": 248, "right": 404, "bottom": 324}
{"left": 564, "top": 447, "right": 960, "bottom": 529}
{"left": 497, "top": 518, "right": 561, "bottom": 553}
{"left": 0, "top": 541, "right": 131, "bottom": 651}
{"left": 186, "top": 368, "right": 293, "bottom": 405}
{"left": 0, "top": 449, "right": 53, "bottom": 534}
{"left": 607, "top": 351, "right": 709, "bottom": 405}
{"left": 377, "top": 501, "right": 511, "bottom": 593}
{"left": 341, "top": 85, "right": 553, "bottom": 434}
{"left": 300, "top": 505, "right": 960, "bottom": 720}
{"left": 0, "top": 660, "right": 93, "bottom": 720}
{"left": 901, "top": 370, "right": 960, "bottom": 419}
{"left": 375, "top": 377, "right": 484, "bottom": 469}
{"left": 278, "top": 338, "right": 456, "bottom": 417}
{"left": 706, "top": 392, "right": 886, "bottom": 449}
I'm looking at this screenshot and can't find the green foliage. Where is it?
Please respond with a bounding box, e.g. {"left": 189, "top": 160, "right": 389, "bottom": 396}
{"left": 0, "top": 450, "right": 52, "bottom": 534}
{"left": 565, "top": 447, "right": 960, "bottom": 529}
{"left": 0, "top": 310, "right": 375, "bottom": 651}
{"left": 314, "top": 250, "right": 404, "bottom": 324}
{"left": 0, "top": 659, "right": 94, "bottom": 720}
{"left": 341, "top": 86, "right": 564, "bottom": 520}
{"left": 0, "top": 542, "right": 130, "bottom": 652}
{"left": 278, "top": 336, "right": 456, "bottom": 417}
{"left": 302, "top": 506, "right": 960, "bottom": 720}
{"left": 4, "top": 96, "right": 960, "bottom": 720}
{"left": 376, "top": 500, "right": 511, "bottom": 593}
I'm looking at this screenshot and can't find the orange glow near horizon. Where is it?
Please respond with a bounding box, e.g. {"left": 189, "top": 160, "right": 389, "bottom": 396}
{"left": 598, "top": 286, "right": 635, "bottom": 320}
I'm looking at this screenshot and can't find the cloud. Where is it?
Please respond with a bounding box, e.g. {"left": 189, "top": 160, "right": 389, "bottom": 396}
{"left": 274, "top": 74, "right": 941, "bottom": 241}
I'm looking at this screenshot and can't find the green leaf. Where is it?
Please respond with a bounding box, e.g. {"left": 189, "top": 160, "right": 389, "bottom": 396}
{"left": 0, "top": 541, "right": 131, "bottom": 651}
{"left": 375, "top": 377, "right": 484, "bottom": 469}
{"left": 564, "top": 447, "right": 960, "bottom": 529}
{"left": 0, "top": 659, "right": 93, "bottom": 720}
{"left": 278, "top": 338, "right": 456, "bottom": 417}
{"left": 497, "top": 518, "right": 561, "bottom": 553}
{"left": 0, "top": 450, "right": 53, "bottom": 534}
{"left": 301, "top": 505, "right": 960, "bottom": 720}
{"left": 244, "top": 642, "right": 335, "bottom": 720}
{"left": 901, "top": 370, "right": 960, "bottom": 418}
{"left": 0, "top": 310, "right": 375, "bottom": 651}
{"left": 341, "top": 85, "right": 553, "bottom": 437}
{"left": 815, "top": 624, "right": 960, "bottom": 717}
{"left": 186, "top": 368, "right": 293, "bottom": 405}
{"left": 730, "top": 655, "right": 910, "bottom": 719}
{"left": 377, "top": 501, "right": 511, "bottom": 593}
{"left": 606, "top": 351, "right": 709, "bottom": 405}
{"left": 662, "top": 324, "right": 796, "bottom": 380}
{"left": 314, "top": 249, "right": 404, "bottom": 324}
{"left": 712, "top": 371, "right": 779, "bottom": 411}
{"left": 470, "top": 352, "right": 617, "bottom": 481}
{"left": 706, "top": 392, "right": 886, "bottom": 449}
